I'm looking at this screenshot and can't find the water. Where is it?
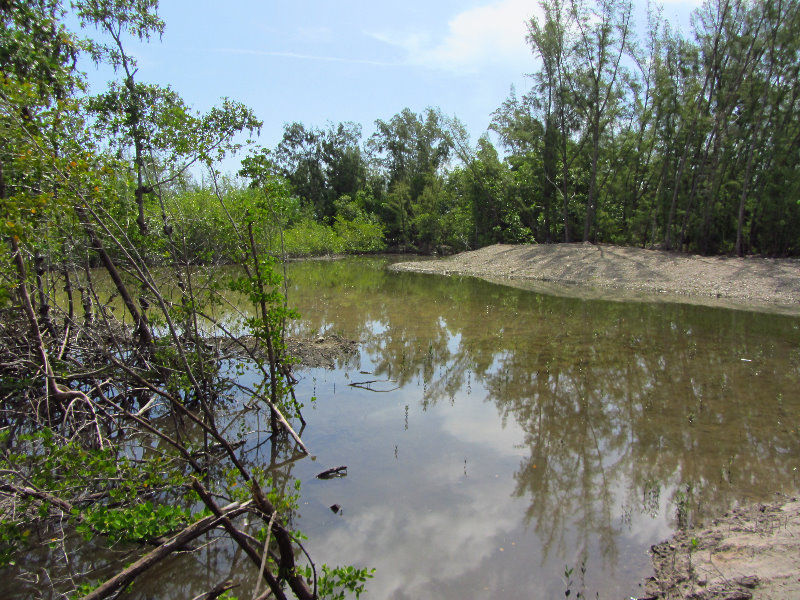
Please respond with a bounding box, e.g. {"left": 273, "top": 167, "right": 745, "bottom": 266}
{"left": 14, "top": 256, "right": 800, "bottom": 599}
{"left": 265, "top": 256, "right": 800, "bottom": 599}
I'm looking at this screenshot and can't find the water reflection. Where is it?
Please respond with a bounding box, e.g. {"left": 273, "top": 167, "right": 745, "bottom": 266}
{"left": 29, "top": 257, "right": 796, "bottom": 599}
{"left": 279, "top": 257, "right": 800, "bottom": 599}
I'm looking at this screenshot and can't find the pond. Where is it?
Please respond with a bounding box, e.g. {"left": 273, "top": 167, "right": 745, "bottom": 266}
{"left": 225, "top": 256, "right": 798, "bottom": 599}
{"left": 22, "top": 255, "right": 798, "bottom": 600}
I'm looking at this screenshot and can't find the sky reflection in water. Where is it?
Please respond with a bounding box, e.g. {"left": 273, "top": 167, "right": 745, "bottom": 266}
{"left": 267, "top": 257, "right": 800, "bottom": 599}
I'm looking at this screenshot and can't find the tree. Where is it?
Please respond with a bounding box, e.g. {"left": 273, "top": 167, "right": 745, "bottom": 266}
{"left": 275, "top": 121, "right": 366, "bottom": 221}
{"left": 368, "top": 107, "right": 452, "bottom": 247}
{"left": 1, "top": 3, "right": 371, "bottom": 598}
{"left": 74, "top": 0, "right": 165, "bottom": 235}
{"left": 526, "top": 0, "right": 576, "bottom": 241}
{"left": 568, "top": 0, "right": 634, "bottom": 242}
{"left": 490, "top": 88, "right": 551, "bottom": 240}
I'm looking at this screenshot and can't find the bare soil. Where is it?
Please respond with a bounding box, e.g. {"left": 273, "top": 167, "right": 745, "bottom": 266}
{"left": 216, "top": 334, "right": 359, "bottom": 369}
{"left": 639, "top": 497, "right": 800, "bottom": 600}
{"left": 285, "top": 334, "right": 359, "bottom": 369}
{"left": 391, "top": 243, "right": 800, "bottom": 314}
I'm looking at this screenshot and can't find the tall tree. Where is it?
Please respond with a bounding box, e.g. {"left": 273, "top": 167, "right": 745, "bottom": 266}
{"left": 74, "top": 0, "right": 165, "bottom": 235}
{"left": 526, "top": 0, "right": 582, "bottom": 242}
{"left": 569, "top": 0, "right": 634, "bottom": 242}
{"left": 275, "top": 121, "right": 366, "bottom": 220}
{"left": 367, "top": 107, "right": 452, "bottom": 246}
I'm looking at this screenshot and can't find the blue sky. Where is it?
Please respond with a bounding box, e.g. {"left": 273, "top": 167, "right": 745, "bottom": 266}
{"left": 75, "top": 0, "right": 702, "bottom": 171}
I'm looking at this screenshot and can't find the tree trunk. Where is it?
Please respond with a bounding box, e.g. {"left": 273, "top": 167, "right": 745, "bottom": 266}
{"left": 735, "top": 138, "right": 756, "bottom": 256}
{"left": 583, "top": 111, "right": 601, "bottom": 242}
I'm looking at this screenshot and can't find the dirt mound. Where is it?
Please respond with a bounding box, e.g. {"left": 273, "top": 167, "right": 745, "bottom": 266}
{"left": 391, "top": 243, "right": 800, "bottom": 313}
{"left": 639, "top": 498, "right": 800, "bottom": 600}
{"left": 286, "top": 334, "right": 359, "bottom": 369}
{"left": 215, "top": 334, "right": 359, "bottom": 369}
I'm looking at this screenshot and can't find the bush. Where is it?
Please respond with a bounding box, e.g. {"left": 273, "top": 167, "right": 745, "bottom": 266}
{"left": 333, "top": 215, "right": 386, "bottom": 253}
{"left": 283, "top": 219, "right": 343, "bottom": 255}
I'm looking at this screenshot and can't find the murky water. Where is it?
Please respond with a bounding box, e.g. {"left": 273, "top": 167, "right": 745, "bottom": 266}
{"left": 247, "top": 256, "right": 799, "bottom": 599}
{"left": 15, "top": 256, "right": 800, "bottom": 600}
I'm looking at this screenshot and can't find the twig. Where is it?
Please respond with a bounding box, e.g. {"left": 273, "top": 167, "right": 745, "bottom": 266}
{"left": 348, "top": 379, "right": 400, "bottom": 393}
{"left": 316, "top": 466, "right": 348, "bottom": 479}
{"left": 252, "top": 510, "right": 277, "bottom": 600}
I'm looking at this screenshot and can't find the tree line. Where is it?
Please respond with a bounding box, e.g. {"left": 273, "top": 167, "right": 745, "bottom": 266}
{"left": 268, "top": 0, "right": 800, "bottom": 257}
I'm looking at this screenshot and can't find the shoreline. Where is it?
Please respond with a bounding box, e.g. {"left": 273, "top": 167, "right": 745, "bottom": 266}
{"left": 393, "top": 243, "right": 800, "bottom": 597}
{"left": 390, "top": 243, "right": 800, "bottom": 315}
{"left": 638, "top": 497, "right": 800, "bottom": 599}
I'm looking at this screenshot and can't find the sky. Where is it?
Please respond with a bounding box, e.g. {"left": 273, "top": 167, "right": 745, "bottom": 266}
{"left": 74, "top": 0, "right": 703, "bottom": 172}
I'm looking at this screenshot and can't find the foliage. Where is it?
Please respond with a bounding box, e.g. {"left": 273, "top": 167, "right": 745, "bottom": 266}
{"left": 0, "top": 2, "right": 371, "bottom": 599}
{"left": 274, "top": 121, "right": 366, "bottom": 221}
{"left": 489, "top": 0, "right": 800, "bottom": 255}
{"left": 0, "top": 428, "right": 192, "bottom": 564}
{"left": 283, "top": 218, "right": 343, "bottom": 256}
{"left": 298, "top": 563, "right": 375, "bottom": 600}
{"left": 261, "top": 0, "right": 800, "bottom": 256}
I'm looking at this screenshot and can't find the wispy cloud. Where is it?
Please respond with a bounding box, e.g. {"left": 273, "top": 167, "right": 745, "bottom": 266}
{"left": 217, "top": 47, "right": 401, "bottom": 68}
{"left": 370, "top": 0, "right": 542, "bottom": 73}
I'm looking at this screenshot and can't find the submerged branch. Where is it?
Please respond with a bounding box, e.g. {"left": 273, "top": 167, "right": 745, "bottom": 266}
{"left": 79, "top": 501, "right": 251, "bottom": 600}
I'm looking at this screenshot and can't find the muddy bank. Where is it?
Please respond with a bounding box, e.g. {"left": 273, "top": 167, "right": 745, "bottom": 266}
{"left": 639, "top": 497, "right": 800, "bottom": 600}
{"left": 285, "top": 334, "right": 359, "bottom": 369}
{"left": 216, "top": 334, "right": 359, "bottom": 369}
{"left": 391, "top": 243, "right": 800, "bottom": 314}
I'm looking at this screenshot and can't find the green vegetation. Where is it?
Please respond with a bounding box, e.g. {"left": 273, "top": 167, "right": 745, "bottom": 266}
{"left": 263, "top": 0, "right": 800, "bottom": 256}
{"left": 0, "top": 1, "right": 368, "bottom": 598}
{"left": 1, "top": 0, "right": 799, "bottom": 597}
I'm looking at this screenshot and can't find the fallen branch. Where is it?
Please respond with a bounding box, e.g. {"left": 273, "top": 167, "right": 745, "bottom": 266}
{"left": 191, "top": 580, "right": 238, "bottom": 600}
{"left": 348, "top": 379, "right": 400, "bottom": 393}
{"left": 316, "top": 466, "right": 348, "bottom": 479}
{"left": 80, "top": 501, "right": 250, "bottom": 600}
{"left": 191, "top": 479, "right": 289, "bottom": 600}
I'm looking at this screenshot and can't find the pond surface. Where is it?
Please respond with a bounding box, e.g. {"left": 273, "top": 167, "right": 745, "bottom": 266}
{"left": 23, "top": 256, "right": 799, "bottom": 600}
{"left": 251, "top": 256, "right": 799, "bottom": 599}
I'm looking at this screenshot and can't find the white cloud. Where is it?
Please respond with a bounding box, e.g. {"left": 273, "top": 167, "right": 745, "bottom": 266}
{"left": 305, "top": 461, "right": 527, "bottom": 598}
{"left": 371, "top": 0, "right": 542, "bottom": 73}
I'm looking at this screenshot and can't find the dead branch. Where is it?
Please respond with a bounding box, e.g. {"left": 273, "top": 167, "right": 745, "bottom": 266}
{"left": 191, "top": 479, "right": 289, "bottom": 600}
{"left": 316, "top": 466, "right": 348, "bottom": 479}
{"left": 191, "top": 580, "right": 239, "bottom": 600}
{"left": 79, "top": 501, "right": 250, "bottom": 600}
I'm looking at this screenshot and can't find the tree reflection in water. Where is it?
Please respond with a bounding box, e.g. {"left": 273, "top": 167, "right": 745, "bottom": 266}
{"left": 279, "top": 257, "right": 800, "bottom": 597}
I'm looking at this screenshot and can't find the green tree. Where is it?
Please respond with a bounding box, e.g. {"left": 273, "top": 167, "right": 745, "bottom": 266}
{"left": 1, "top": 3, "right": 369, "bottom": 599}
{"left": 275, "top": 121, "right": 366, "bottom": 221}
{"left": 368, "top": 107, "right": 452, "bottom": 247}
{"left": 526, "top": 0, "right": 576, "bottom": 241}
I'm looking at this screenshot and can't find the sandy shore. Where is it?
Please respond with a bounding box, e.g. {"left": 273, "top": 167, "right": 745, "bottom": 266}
{"left": 640, "top": 498, "right": 800, "bottom": 600}
{"left": 391, "top": 243, "right": 800, "bottom": 314}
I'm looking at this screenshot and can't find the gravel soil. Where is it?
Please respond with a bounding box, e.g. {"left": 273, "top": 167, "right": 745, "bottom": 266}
{"left": 286, "top": 334, "right": 359, "bottom": 369}
{"left": 391, "top": 243, "right": 800, "bottom": 314}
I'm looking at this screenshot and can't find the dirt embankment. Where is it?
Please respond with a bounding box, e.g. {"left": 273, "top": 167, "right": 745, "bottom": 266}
{"left": 286, "top": 334, "right": 359, "bottom": 369}
{"left": 640, "top": 498, "right": 800, "bottom": 600}
{"left": 216, "top": 334, "right": 359, "bottom": 369}
{"left": 391, "top": 243, "right": 800, "bottom": 313}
